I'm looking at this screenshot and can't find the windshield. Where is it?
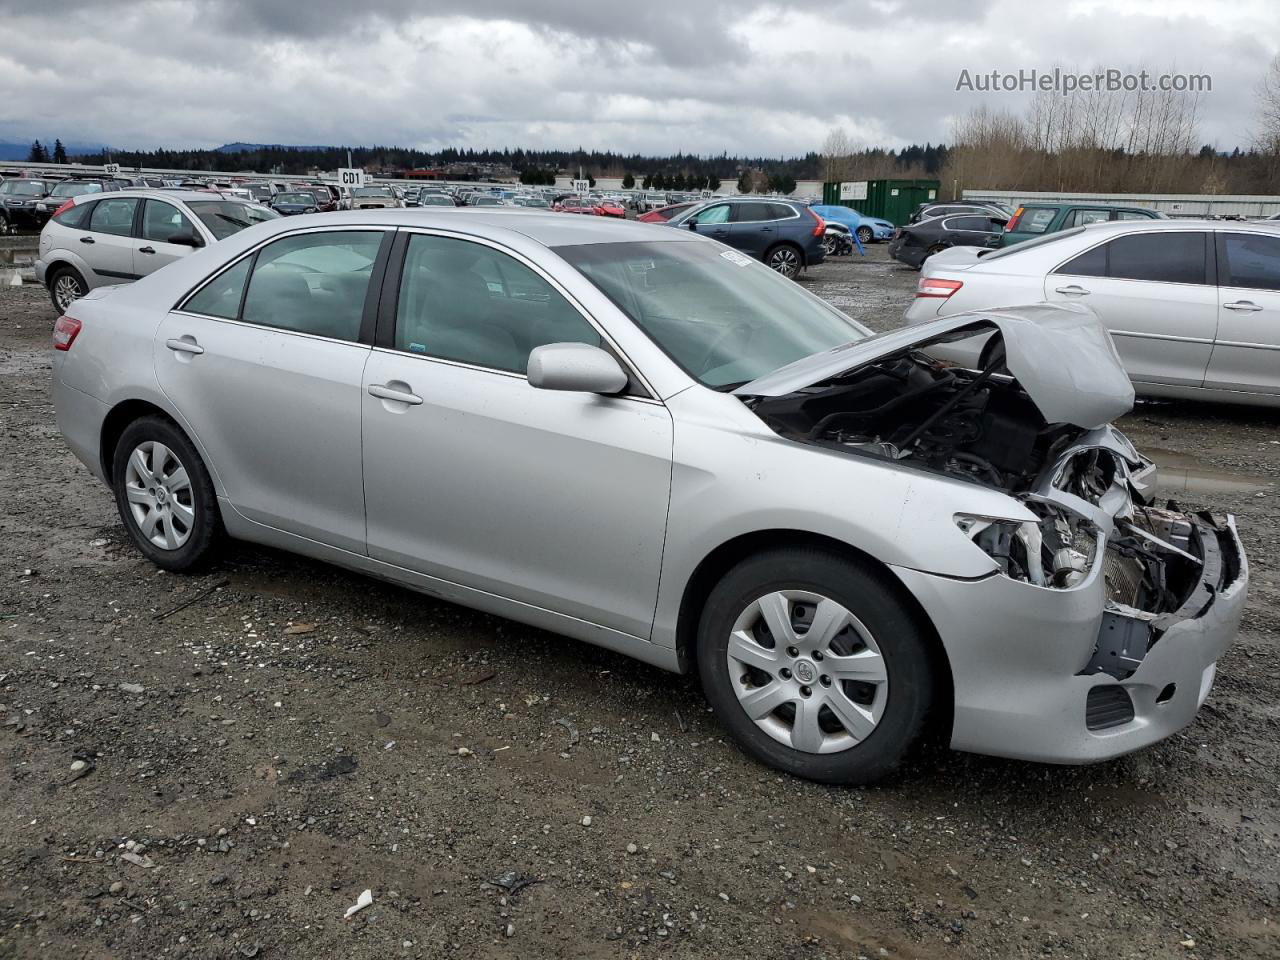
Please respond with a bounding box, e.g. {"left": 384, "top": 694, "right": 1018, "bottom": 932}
{"left": 556, "top": 240, "right": 870, "bottom": 389}
{"left": 472, "top": 197, "right": 502, "bottom": 205}
{"left": 2, "top": 180, "right": 46, "bottom": 196}
{"left": 352, "top": 187, "right": 391, "bottom": 197}
{"left": 421, "top": 194, "right": 454, "bottom": 205}
{"left": 275, "top": 193, "right": 314, "bottom": 204}
{"left": 980, "top": 226, "right": 1085, "bottom": 261}
{"left": 187, "top": 200, "right": 280, "bottom": 239}
{"left": 51, "top": 182, "right": 103, "bottom": 198}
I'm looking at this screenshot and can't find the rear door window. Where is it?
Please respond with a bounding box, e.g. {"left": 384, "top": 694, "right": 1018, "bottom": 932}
{"left": 240, "top": 231, "right": 384, "bottom": 341}
{"left": 53, "top": 200, "right": 94, "bottom": 229}
{"left": 945, "top": 216, "right": 996, "bottom": 232}
{"left": 1014, "top": 208, "right": 1057, "bottom": 234}
{"left": 1219, "top": 232, "right": 1280, "bottom": 291}
{"left": 731, "top": 202, "right": 774, "bottom": 223}
{"left": 184, "top": 258, "right": 252, "bottom": 319}
{"left": 1116, "top": 210, "right": 1157, "bottom": 221}
{"left": 1107, "top": 232, "right": 1208, "bottom": 284}
{"left": 1066, "top": 208, "right": 1111, "bottom": 227}
{"left": 87, "top": 197, "right": 140, "bottom": 237}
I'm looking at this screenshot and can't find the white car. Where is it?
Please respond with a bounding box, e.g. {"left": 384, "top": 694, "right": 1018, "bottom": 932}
{"left": 905, "top": 219, "right": 1280, "bottom": 407}
{"left": 35, "top": 190, "right": 280, "bottom": 311}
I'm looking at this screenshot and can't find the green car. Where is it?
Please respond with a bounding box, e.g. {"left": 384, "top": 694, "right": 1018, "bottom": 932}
{"left": 999, "top": 202, "right": 1165, "bottom": 247}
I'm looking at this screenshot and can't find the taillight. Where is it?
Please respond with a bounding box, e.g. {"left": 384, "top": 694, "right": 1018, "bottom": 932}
{"left": 1004, "top": 206, "right": 1024, "bottom": 233}
{"left": 53, "top": 315, "right": 82, "bottom": 350}
{"left": 805, "top": 207, "right": 825, "bottom": 237}
{"left": 51, "top": 200, "right": 75, "bottom": 219}
{"left": 915, "top": 277, "right": 964, "bottom": 299}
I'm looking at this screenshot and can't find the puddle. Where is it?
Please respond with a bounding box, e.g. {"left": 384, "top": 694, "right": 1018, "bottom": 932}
{"left": 1146, "top": 448, "right": 1272, "bottom": 496}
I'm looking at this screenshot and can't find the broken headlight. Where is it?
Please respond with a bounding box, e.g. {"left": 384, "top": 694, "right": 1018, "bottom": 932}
{"left": 956, "top": 503, "right": 1099, "bottom": 589}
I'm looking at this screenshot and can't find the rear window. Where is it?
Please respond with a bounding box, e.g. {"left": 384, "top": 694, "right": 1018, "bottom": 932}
{"left": 1011, "top": 207, "right": 1056, "bottom": 234}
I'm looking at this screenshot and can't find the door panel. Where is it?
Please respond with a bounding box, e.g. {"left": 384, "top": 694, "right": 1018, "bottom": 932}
{"left": 1046, "top": 231, "right": 1217, "bottom": 387}
{"left": 361, "top": 353, "right": 674, "bottom": 637}
{"left": 137, "top": 200, "right": 198, "bottom": 276}
{"left": 1206, "top": 232, "right": 1280, "bottom": 396}
{"left": 84, "top": 196, "right": 140, "bottom": 283}
{"left": 154, "top": 316, "right": 372, "bottom": 551}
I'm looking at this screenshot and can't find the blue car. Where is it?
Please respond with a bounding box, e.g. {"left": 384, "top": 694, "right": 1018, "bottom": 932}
{"left": 665, "top": 197, "right": 825, "bottom": 279}
{"left": 811, "top": 205, "right": 895, "bottom": 244}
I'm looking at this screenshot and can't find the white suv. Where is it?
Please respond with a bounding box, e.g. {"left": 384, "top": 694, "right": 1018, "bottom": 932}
{"left": 36, "top": 190, "right": 279, "bottom": 312}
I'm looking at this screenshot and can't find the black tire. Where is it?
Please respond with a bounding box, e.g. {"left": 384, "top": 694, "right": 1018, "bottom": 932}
{"left": 764, "top": 243, "right": 803, "bottom": 280}
{"left": 111, "top": 415, "right": 222, "bottom": 572}
{"left": 0, "top": 214, "right": 11, "bottom": 236}
{"left": 820, "top": 234, "right": 836, "bottom": 257}
{"left": 48, "top": 265, "right": 88, "bottom": 313}
{"left": 856, "top": 226, "right": 873, "bottom": 244}
{"left": 697, "top": 547, "right": 934, "bottom": 785}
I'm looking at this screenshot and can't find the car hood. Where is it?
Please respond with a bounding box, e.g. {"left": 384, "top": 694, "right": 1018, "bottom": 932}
{"left": 734, "top": 303, "right": 1134, "bottom": 429}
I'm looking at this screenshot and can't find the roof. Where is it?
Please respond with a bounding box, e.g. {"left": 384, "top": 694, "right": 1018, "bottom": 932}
{"left": 1074, "top": 217, "right": 1280, "bottom": 234}
{"left": 240, "top": 208, "right": 697, "bottom": 247}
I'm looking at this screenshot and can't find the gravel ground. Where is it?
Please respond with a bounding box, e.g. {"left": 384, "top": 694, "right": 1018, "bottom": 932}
{"left": 1, "top": 245, "right": 1277, "bottom": 960}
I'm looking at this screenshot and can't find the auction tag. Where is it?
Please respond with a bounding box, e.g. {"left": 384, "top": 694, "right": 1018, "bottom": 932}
{"left": 719, "top": 250, "right": 752, "bottom": 267}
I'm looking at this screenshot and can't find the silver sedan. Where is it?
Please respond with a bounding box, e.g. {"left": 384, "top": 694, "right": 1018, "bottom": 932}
{"left": 50, "top": 210, "right": 1248, "bottom": 783}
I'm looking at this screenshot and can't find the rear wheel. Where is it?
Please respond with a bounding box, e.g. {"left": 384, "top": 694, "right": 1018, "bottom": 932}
{"left": 765, "top": 243, "right": 802, "bottom": 280}
{"left": 820, "top": 234, "right": 837, "bottom": 256}
{"left": 0, "top": 214, "right": 12, "bottom": 236}
{"left": 49, "top": 266, "right": 87, "bottom": 313}
{"left": 697, "top": 547, "right": 935, "bottom": 784}
{"left": 111, "top": 416, "right": 222, "bottom": 572}
{"left": 856, "top": 226, "right": 873, "bottom": 244}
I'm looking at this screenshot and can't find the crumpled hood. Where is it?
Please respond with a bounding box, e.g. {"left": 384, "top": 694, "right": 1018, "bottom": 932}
{"left": 735, "top": 303, "right": 1134, "bottom": 429}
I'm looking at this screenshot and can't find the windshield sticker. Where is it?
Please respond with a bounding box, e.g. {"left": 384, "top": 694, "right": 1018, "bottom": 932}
{"left": 719, "top": 250, "right": 753, "bottom": 267}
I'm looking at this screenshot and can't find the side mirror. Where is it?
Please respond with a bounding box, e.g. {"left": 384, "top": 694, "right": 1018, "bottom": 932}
{"left": 168, "top": 230, "right": 204, "bottom": 248}
{"left": 686, "top": 219, "right": 698, "bottom": 230}
{"left": 527, "top": 342, "right": 628, "bottom": 395}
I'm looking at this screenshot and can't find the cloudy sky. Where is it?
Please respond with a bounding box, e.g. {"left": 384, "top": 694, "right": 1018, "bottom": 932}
{"left": 1, "top": 0, "right": 1276, "bottom": 156}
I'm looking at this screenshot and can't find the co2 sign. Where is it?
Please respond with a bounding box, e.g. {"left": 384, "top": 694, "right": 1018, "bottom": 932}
{"left": 103, "top": 162, "right": 121, "bottom": 176}
{"left": 338, "top": 167, "right": 366, "bottom": 188}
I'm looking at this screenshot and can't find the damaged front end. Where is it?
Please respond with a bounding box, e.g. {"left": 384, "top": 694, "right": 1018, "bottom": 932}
{"left": 739, "top": 305, "right": 1247, "bottom": 749}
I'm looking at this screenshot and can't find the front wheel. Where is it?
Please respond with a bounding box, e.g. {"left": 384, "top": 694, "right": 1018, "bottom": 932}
{"left": 765, "top": 244, "right": 802, "bottom": 280}
{"left": 856, "top": 226, "right": 873, "bottom": 244}
{"left": 697, "top": 547, "right": 935, "bottom": 784}
{"left": 112, "top": 416, "right": 222, "bottom": 572}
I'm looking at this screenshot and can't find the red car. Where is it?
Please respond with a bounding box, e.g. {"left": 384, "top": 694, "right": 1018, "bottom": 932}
{"left": 555, "top": 197, "right": 597, "bottom": 215}
{"left": 638, "top": 201, "right": 698, "bottom": 223}
{"left": 593, "top": 199, "right": 626, "bottom": 218}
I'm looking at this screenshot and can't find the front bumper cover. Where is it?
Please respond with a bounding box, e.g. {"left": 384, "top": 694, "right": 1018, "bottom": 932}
{"left": 891, "top": 515, "right": 1247, "bottom": 764}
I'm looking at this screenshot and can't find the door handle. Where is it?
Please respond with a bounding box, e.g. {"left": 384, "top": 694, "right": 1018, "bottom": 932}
{"left": 139, "top": 246, "right": 156, "bottom": 255}
{"left": 1054, "top": 285, "right": 1090, "bottom": 296}
{"left": 369, "top": 383, "right": 423, "bottom": 405}
{"left": 79, "top": 236, "right": 95, "bottom": 244}
{"left": 165, "top": 337, "right": 204, "bottom": 355}
{"left": 1223, "top": 300, "right": 1262, "bottom": 312}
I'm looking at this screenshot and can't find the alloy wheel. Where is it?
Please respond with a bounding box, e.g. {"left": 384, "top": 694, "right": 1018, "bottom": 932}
{"left": 726, "top": 590, "right": 888, "bottom": 754}
{"left": 768, "top": 247, "right": 800, "bottom": 278}
{"left": 123, "top": 441, "right": 196, "bottom": 550}
{"left": 54, "top": 275, "right": 83, "bottom": 311}
{"left": 857, "top": 226, "right": 873, "bottom": 243}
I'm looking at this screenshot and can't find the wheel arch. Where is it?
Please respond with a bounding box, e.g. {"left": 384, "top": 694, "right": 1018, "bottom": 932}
{"left": 764, "top": 239, "right": 805, "bottom": 266}
{"left": 99, "top": 399, "right": 179, "bottom": 483}
{"left": 674, "top": 528, "right": 954, "bottom": 732}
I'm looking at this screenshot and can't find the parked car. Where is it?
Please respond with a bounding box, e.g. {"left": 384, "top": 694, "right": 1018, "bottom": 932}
{"left": 811, "top": 204, "right": 893, "bottom": 244}
{"left": 665, "top": 197, "right": 826, "bottom": 279}
{"left": 417, "top": 193, "right": 457, "bottom": 207}
{"left": 905, "top": 219, "right": 1280, "bottom": 406}
{"left": 49, "top": 211, "right": 1246, "bottom": 784}
{"left": 517, "top": 197, "right": 550, "bottom": 209}
{"left": 235, "top": 182, "right": 275, "bottom": 204}
{"left": 270, "top": 191, "right": 324, "bottom": 216}
{"left": 555, "top": 197, "right": 597, "bottom": 215}
{"left": 469, "top": 196, "right": 507, "bottom": 207}
{"left": 35, "top": 190, "right": 279, "bottom": 311}
{"left": 593, "top": 199, "right": 626, "bottom": 218}
{"left": 637, "top": 201, "right": 698, "bottom": 224}
{"left": 888, "top": 213, "right": 1007, "bottom": 269}
{"left": 908, "top": 201, "right": 1011, "bottom": 225}
{"left": 32, "top": 179, "right": 122, "bottom": 226}
{"left": 1000, "top": 203, "right": 1164, "bottom": 247}
{"left": 348, "top": 186, "right": 402, "bottom": 210}
{"left": 0, "top": 177, "right": 53, "bottom": 234}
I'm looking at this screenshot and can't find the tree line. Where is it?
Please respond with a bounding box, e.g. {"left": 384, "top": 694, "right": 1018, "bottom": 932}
{"left": 26, "top": 139, "right": 69, "bottom": 164}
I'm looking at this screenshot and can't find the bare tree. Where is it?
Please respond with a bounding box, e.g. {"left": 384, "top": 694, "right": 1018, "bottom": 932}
{"left": 1254, "top": 55, "right": 1280, "bottom": 190}
{"left": 820, "top": 128, "right": 853, "bottom": 182}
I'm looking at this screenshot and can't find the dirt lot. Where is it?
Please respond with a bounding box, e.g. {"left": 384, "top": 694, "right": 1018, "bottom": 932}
{"left": 1, "top": 245, "right": 1278, "bottom": 960}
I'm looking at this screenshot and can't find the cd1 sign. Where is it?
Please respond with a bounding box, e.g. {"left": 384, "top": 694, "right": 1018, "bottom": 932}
{"left": 339, "top": 168, "right": 367, "bottom": 188}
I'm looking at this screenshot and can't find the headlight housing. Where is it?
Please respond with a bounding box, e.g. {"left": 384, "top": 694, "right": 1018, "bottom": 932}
{"left": 956, "top": 503, "right": 1099, "bottom": 589}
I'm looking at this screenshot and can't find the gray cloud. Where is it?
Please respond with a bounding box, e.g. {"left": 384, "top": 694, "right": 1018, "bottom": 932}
{"left": 0, "top": 0, "right": 1272, "bottom": 156}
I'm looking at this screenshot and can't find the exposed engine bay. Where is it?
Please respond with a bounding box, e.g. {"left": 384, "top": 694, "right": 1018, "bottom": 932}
{"left": 745, "top": 333, "right": 1242, "bottom": 681}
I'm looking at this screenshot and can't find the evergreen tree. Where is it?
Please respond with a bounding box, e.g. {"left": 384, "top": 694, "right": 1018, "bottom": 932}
{"left": 708, "top": 174, "right": 721, "bottom": 192}
{"left": 52, "top": 139, "right": 68, "bottom": 164}
{"left": 621, "top": 172, "right": 635, "bottom": 189}
{"left": 28, "top": 140, "right": 47, "bottom": 163}
{"left": 736, "top": 170, "right": 753, "bottom": 193}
